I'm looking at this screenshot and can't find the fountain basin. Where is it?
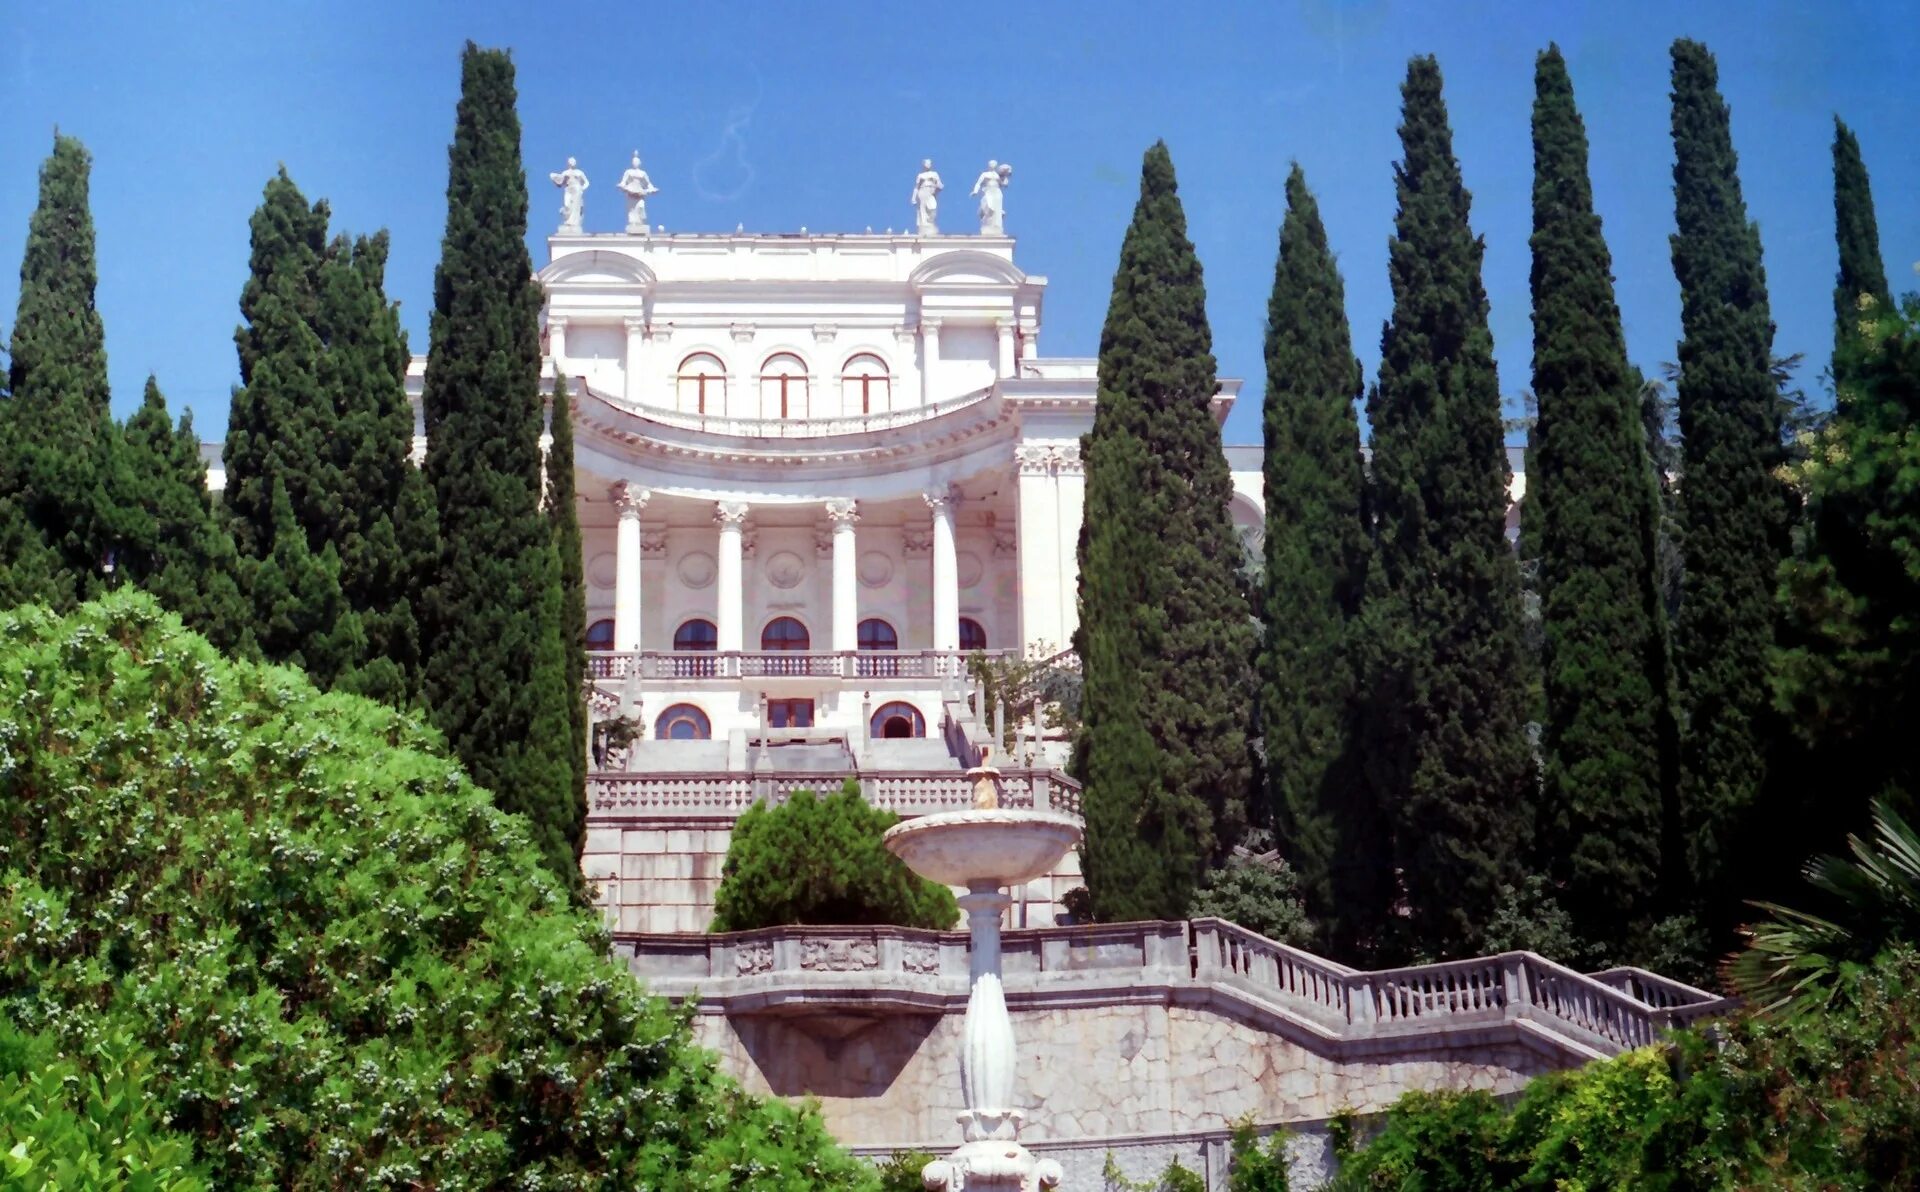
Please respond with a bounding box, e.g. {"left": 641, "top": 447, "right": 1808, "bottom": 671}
{"left": 883, "top": 809, "right": 1082, "bottom": 889}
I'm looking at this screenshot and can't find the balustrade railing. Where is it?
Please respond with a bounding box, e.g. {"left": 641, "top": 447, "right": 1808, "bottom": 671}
{"left": 620, "top": 917, "right": 1730, "bottom": 1058}
{"left": 590, "top": 766, "right": 1083, "bottom": 818}
{"left": 586, "top": 649, "right": 1008, "bottom": 682}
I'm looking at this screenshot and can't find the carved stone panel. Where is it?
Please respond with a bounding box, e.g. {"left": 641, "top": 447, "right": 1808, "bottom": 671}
{"left": 800, "top": 938, "right": 880, "bottom": 971}
{"left": 735, "top": 941, "right": 774, "bottom": 976}
{"left": 902, "top": 942, "right": 941, "bottom": 975}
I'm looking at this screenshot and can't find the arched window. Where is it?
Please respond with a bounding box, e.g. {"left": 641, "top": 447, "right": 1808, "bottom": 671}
{"left": 586, "top": 618, "right": 616, "bottom": 651}
{"left": 655, "top": 703, "right": 711, "bottom": 740}
{"left": 761, "top": 617, "right": 810, "bottom": 650}
{"left": 759, "top": 353, "right": 809, "bottom": 419}
{"left": 870, "top": 701, "right": 926, "bottom": 739}
{"left": 672, "top": 618, "right": 718, "bottom": 677}
{"left": 857, "top": 617, "right": 899, "bottom": 678}
{"left": 674, "top": 619, "right": 718, "bottom": 650}
{"left": 958, "top": 617, "right": 989, "bottom": 652}
{"left": 841, "top": 353, "right": 891, "bottom": 415}
{"left": 676, "top": 353, "right": 726, "bottom": 415}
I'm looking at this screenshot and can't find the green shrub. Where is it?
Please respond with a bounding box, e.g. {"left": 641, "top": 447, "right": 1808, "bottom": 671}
{"left": 0, "top": 594, "right": 876, "bottom": 1189}
{"left": 1103, "top": 1151, "right": 1205, "bottom": 1192}
{"left": 0, "top": 1021, "right": 209, "bottom": 1190}
{"left": 711, "top": 780, "right": 960, "bottom": 932}
{"left": 1329, "top": 946, "right": 1920, "bottom": 1190}
{"left": 1192, "top": 855, "right": 1314, "bottom": 946}
{"left": 873, "top": 1148, "right": 939, "bottom": 1192}
{"left": 1226, "top": 1117, "right": 1291, "bottom": 1191}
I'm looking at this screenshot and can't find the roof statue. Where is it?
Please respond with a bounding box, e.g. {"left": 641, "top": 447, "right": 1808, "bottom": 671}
{"left": 972, "top": 160, "right": 1012, "bottom": 235}
{"left": 911, "top": 158, "right": 943, "bottom": 236}
{"left": 617, "top": 152, "right": 659, "bottom": 234}
{"left": 550, "top": 156, "right": 589, "bottom": 234}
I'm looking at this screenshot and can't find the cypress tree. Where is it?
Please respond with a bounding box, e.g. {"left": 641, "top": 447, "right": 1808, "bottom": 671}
{"left": 1258, "top": 163, "right": 1388, "bottom": 950}
{"left": 1831, "top": 118, "right": 1892, "bottom": 383}
{"left": 4, "top": 134, "right": 122, "bottom": 601}
{"left": 225, "top": 169, "right": 331, "bottom": 562}
{"left": 421, "top": 43, "right": 581, "bottom": 890}
{"left": 1074, "top": 142, "right": 1258, "bottom": 922}
{"left": 1528, "top": 46, "right": 1675, "bottom": 954}
{"left": 548, "top": 376, "right": 589, "bottom": 821}
{"left": 116, "top": 377, "right": 249, "bottom": 650}
{"left": 1360, "top": 57, "right": 1537, "bottom": 957}
{"left": 316, "top": 230, "right": 431, "bottom": 704}
{"left": 252, "top": 479, "right": 364, "bottom": 685}
{"left": 1668, "top": 39, "right": 1785, "bottom": 922}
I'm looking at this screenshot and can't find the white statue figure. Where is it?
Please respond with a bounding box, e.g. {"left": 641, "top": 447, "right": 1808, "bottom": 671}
{"left": 616, "top": 151, "right": 658, "bottom": 233}
{"left": 972, "top": 160, "right": 1013, "bottom": 235}
{"left": 911, "top": 158, "right": 943, "bottom": 236}
{"left": 549, "top": 156, "right": 589, "bottom": 233}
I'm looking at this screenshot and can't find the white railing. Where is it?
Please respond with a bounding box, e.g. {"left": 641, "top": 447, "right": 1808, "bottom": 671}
{"left": 613, "top": 385, "right": 996, "bottom": 439}
{"left": 619, "top": 917, "right": 1734, "bottom": 1060}
{"left": 587, "top": 649, "right": 1009, "bottom": 682}
{"left": 589, "top": 766, "right": 1082, "bottom": 818}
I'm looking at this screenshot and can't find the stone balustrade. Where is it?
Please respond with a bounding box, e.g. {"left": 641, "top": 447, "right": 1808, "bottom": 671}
{"left": 586, "top": 648, "right": 1008, "bottom": 681}
{"left": 619, "top": 916, "right": 1734, "bottom": 1064}
{"left": 608, "top": 381, "right": 997, "bottom": 439}
{"left": 590, "top": 767, "right": 1082, "bottom": 818}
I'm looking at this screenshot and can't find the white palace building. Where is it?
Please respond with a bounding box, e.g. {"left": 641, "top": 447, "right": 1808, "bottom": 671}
{"left": 204, "top": 183, "right": 1528, "bottom": 934}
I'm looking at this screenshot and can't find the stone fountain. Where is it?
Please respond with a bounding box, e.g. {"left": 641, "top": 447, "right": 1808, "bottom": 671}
{"left": 883, "top": 748, "right": 1082, "bottom": 1191}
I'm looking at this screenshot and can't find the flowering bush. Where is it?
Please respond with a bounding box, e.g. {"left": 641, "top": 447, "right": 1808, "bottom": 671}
{"left": 0, "top": 593, "right": 874, "bottom": 1189}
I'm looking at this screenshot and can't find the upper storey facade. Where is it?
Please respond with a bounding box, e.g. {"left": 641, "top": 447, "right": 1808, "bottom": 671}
{"left": 539, "top": 232, "right": 1052, "bottom": 430}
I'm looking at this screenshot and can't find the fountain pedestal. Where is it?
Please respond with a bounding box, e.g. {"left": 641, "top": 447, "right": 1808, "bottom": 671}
{"left": 884, "top": 807, "right": 1082, "bottom": 1191}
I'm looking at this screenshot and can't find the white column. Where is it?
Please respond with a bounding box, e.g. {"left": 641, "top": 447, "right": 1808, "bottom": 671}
{"left": 995, "top": 319, "right": 1016, "bottom": 379}
{"left": 926, "top": 488, "right": 959, "bottom": 653}
{"left": 547, "top": 317, "right": 567, "bottom": 371}
{"left": 622, "top": 317, "right": 647, "bottom": 404}
{"left": 920, "top": 317, "right": 942, "bottom": 405}
{"left": 826, "top": 498, "right": 860, "bottom": 654}
{"left": 611, "top": 483, "right": 649, "bottom": 653}
{"left": 1053, "top": 445, "right": 1086, "bottom": 648}
{"left": 715, "top": 501, "right": 749, "bottom": 653}
{"left": 1014, "top": 445, "right": 1061, "bottom": 656}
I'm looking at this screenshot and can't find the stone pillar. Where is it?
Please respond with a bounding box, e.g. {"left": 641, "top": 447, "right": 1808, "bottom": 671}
{"left": 547, "top": 317, "right": 568, "bottom": 371}
{"left": 622, "top": 317, "right": 647, "bottom": 404}
{"left": 1053, "top": 444, "right": 1086, "bottom": 648}
{"left": 1014, "top": 445, "right": 1061, "bottom": 656}
{"left": 926, "top": 488, "right": 959, "bottom": 653}
{"left": 826, "top": 498, "right": 860, "bottom": 655}
{"left": 611, "top": 483, "right": 650, "bottom": 653}
{"left": 715, "top": 501, "right": 749, "bottom": 653}
{"left": 920, "top": 317, "right": 942, "bottom": 405}
{"left": 995, "top": 319, "right": 1016, "bottom": 379}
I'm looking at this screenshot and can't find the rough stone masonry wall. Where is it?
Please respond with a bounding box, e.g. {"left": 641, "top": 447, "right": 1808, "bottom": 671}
{"left": 584, "top": 816, "right": 1083, "bottom": 932}
{"left": 693, "top": 999, "right": 1553, "bottom": 1159}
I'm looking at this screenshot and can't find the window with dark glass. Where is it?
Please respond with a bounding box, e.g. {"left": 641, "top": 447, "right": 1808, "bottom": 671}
{"left": 870, "top": 701, "right": 925, "bottom": 739}
{"left": 586, "top": 618, "right": 616, "bottom": 651}
{"left": 655, "top": 703, "right": 711, "bottom": 740}
{"left": 958, "top": 617, "right": 988, "bottom": 652}
{"left": 761, "top": 617, "right": 810, "bottom": 650}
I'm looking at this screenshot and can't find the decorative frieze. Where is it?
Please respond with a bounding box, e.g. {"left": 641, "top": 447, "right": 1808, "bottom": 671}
{"left": 800, "top": 938, "right": 881, "bottom": 971}
{"left": 735, "top": 941, "right": 774, "bottom": 976}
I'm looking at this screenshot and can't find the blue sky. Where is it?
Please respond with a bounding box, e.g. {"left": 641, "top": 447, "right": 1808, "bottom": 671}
{"left": 3, "top": 1, "right": 1915, "bottom": 447}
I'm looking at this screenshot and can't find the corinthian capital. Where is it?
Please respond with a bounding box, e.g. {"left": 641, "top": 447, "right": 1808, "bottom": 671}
{"left": 610, "top": 482, "right": 652, "bottom": 516}
{"left": 824, "top": 497, "right": 860, "bottom": 525}
{"left": 922, "top": 487, "right": 959, "bottom": 517}
{"left": 714, "top": 500, "right": 751, "bottom": 527}
{"left": 1014, "top": 443, "right": 1056, "bottom": 476}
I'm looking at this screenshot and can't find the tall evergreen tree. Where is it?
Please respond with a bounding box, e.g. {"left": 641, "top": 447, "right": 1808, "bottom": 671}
{"left": 3, "top": 134, "right": 123, "bottom": 602}
{"left": 224, "top": 169, "right": 330, "bottom": 562}
{"left": 252, "top": 479, "right": 364, "bottom": 685}
{"left": 1528, "top": 46, "right": 1676, "bottom": 955}
{"left": 1359, "top": 57, "right": 1537, "bottom": 958}
{"left": 1258, "top": 163, "right": 1387, "bottom": 951}
{"left": 116, "top": 377, "right": 249, "bottom": 650}
{"left": 1074, "top": 142, "right": 1258, "bottom": 922}
{"left": 1667, "top": 39, "right": 1786, "bottom": 923}
{"left": 1831, "top": 118, "right": 1892, "bottom": 384}
{"left": 421, "top": 43, "right": 581, "bottom": 890}
{"left": 547, "top": 376, "right": 589, "bottom": 822}
{"left": 315, "top": 230, "right": 432, "bottom": 704}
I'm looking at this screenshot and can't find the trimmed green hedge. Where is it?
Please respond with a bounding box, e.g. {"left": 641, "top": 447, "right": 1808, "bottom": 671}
{"left": 711, "top": 780, "right": 959, "bottom": 932}
{"left": 0, "top": 594, "right": 874, "bottom": 1189}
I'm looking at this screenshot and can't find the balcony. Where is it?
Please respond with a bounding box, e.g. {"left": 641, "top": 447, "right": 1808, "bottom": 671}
{"left": 588, "top": 766, "right": 1082, "bottom": 819}
{"left": 586, "top": 649, "right": 1011, "bottom": 682}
